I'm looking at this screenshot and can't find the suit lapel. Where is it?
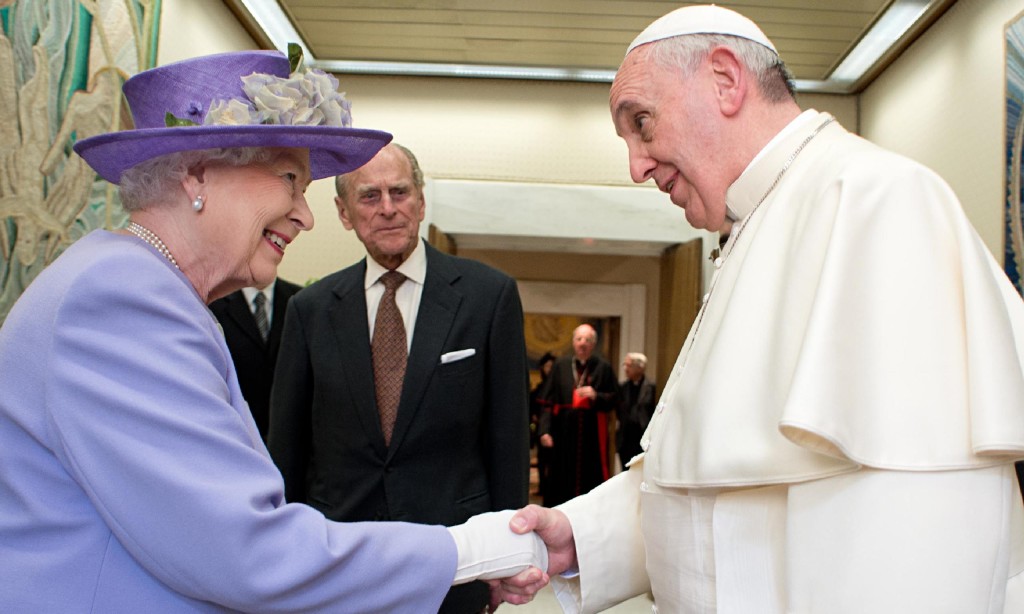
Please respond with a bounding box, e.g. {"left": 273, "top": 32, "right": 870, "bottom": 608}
{"left": 328, "top": 261, "right": 388, "bottom": 456}
{"left": 225, "top": 291, "right": 265, "bottom": 348}
{"left": 388, "top": 245, "right": 462, "bottom": 455}
{"left": 641, "top": 381, "right": 655, "bottom": 406}
{"left": 267, "top": 281, "right": 298, "bottom": 357}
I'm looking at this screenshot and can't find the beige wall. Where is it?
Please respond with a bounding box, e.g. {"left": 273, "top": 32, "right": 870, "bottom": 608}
{"left": 460, "top": 249, "right": 662, "bottom": 371}
{"left": 161, "top": 0, "right": 857, "bottom": 286}
{"left": 166, "top": 0, "right": 1023, "bottom": 269}
{"left": 157, "top": 0, "right": 255, "bottom": 62}
{"left": 161, "top": 0, "right": 1010, "bottom": 373}
{"left": 861, "top": 0, "right": 1024, "bottom": 256}
{"left": 162, "top": 0, "right": 1018, "bottom": 282}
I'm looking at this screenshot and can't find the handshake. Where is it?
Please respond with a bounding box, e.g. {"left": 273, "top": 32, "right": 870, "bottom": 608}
{"left": 447, "top": 505, "right": 576, "bottom": 608}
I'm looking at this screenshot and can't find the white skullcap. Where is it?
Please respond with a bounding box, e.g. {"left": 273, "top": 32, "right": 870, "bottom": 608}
{"left": 626, "top": 4, "right": 777, "bottom": 55}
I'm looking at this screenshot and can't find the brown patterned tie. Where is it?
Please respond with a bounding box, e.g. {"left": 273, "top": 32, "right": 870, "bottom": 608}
{"left": 372, "top": 271, "right": 407, "bottom": 446}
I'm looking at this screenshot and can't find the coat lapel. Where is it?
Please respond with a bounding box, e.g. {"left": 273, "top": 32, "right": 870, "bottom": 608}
{"left": 388, "top": 245, "right": 462, "bottom": 456}
{"left": 328, "top": 261, "right": 388, "bottom": 456}
{"left": 267, "top": 282, "right": 294, "bottom": 356}
{"left": 225, "top": 291, "right": 265, "bottom": 348}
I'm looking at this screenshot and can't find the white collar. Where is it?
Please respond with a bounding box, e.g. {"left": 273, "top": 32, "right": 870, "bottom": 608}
{"left": 363, "top": 239, "right": 427, "bottom": 289}
{"left": 726, "top": 110, "right": 828, "bottom": 222}
{"left": 241, "top": 282, "right": 274, "bottom": 304}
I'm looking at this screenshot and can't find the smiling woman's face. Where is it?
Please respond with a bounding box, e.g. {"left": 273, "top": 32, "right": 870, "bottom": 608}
{"left": 199, "top": 147, "right": 314, "bottom": 300}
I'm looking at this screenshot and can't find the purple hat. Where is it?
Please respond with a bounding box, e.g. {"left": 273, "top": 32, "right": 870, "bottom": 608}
{"left": 73, "top": 50, "right": 392, "bottom": 183}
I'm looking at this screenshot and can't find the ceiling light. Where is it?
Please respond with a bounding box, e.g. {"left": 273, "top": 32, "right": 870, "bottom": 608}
{"left": 312, "top": 59, "right": 617, "bottom": 83}
{"left": 829, "top": 0, "right": 932, "bottom": 83}
{"left": 238, "top": 0, "right": 310, "bottom": 59}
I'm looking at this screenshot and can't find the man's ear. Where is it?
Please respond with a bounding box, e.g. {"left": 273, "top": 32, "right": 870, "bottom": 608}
{"left": 708, "top": 46, "right": 746, "bottom": 117}
{"left": 335, "top": 196, "right": 354, "bottom": 230}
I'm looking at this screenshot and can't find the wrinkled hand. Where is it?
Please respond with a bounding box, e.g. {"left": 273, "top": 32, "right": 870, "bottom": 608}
{"left": 576, "top": 385, "right": 597, "bottom": 400}
{"left": 488, "top": 505, "right": 578, "bottom": 609}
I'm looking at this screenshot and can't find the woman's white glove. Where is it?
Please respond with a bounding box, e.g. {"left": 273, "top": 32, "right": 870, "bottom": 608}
{"left": 447, "top": 510, "right": 549, "bottom": 585}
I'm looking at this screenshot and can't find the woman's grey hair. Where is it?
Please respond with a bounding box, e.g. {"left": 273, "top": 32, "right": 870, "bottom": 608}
{"left": 334, "top": 142, "right": 424, "bottom": 202}
{"left": 647, "top": 34, "right": 796, "bottom": 102}
{"left": 119, "top": 147, "right": 274, "bottom": 211}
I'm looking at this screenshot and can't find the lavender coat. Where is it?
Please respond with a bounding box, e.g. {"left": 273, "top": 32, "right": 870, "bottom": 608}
{"left": 0, "top": 231, "right": 456, "bottom": 613}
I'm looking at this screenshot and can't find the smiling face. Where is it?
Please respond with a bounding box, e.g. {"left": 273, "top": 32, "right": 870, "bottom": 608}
{"left": 336, "top": 145, "right": 425, "bottom": 270}
{"left": 200, "top": 147, "right": 313, "bottom": 299}
{"left": 609, "top": 46, "right": 732, "bottom": 232}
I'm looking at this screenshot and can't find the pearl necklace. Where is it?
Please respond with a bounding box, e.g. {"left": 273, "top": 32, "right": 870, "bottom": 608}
{"left": 126, "top": 222, "right": 179, "bottom": 269}
{"left": 680, "top": 116, "right": 835, "bottom": 371}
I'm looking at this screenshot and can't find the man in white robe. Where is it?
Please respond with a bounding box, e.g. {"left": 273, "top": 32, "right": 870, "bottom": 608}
{"left": 495, "top": 5, "right": 1024, "bottom": 613}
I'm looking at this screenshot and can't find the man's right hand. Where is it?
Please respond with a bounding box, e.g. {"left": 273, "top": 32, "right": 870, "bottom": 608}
{"left": 490, "top": 504, "right": 578, "bottom": 606}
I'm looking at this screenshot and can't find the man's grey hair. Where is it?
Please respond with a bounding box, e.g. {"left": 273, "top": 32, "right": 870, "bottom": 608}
{"left": 625, "top": 352, "right": 647, "bottom": 369}
{"left": 647, "top": 33, "right": 796, "bottom": 102}
{"left": 119, "top": 148, "right": 274, "bottom": 211}
{"left": 334, "top": 142, "right": 424, "bottom": 202}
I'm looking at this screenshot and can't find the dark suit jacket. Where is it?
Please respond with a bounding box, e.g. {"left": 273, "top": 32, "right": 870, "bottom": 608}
{"left": 616, "top": 376, "right": 657, "bottom": 464}
{"left": 209, "top": 278, "right": 301, "bottom": 441}
{"left": 269, "top": 243, "right": 530, "bottom": 613}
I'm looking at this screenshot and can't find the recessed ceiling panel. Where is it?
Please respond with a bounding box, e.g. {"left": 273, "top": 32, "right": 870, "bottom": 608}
{"left": 227, "top": 0, "right": 957, "bottom": 93}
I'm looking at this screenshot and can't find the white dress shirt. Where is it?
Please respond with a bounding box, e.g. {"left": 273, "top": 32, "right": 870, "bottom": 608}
{"left": 363, "top": 240, "right": 427, "bottom": 351}
{"left": 241, "top": 282, "right": 276, "bottom": 328}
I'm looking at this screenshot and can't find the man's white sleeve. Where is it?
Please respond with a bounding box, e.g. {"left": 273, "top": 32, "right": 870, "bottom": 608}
{"left": 552, "top": 462, "right": 650, "bottom": 613}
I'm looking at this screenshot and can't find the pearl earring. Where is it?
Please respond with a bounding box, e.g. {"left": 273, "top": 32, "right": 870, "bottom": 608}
{"left": 192, "top": 195, "right": 204, "bottom": 212}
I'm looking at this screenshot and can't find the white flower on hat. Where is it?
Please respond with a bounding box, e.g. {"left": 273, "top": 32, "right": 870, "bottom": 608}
{"left": 205, "top": 98, "right": 259, "bottom": 126}
{"left": 201, "top": 44, "right": 352, "bottom": 129}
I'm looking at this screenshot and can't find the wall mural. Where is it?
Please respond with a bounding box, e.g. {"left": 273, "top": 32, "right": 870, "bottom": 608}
{"left": 1006, "top": 9, "right": 1024, "bottom": 295}
{"left": 0, "top": 0, "right": 160, "bottom": 323}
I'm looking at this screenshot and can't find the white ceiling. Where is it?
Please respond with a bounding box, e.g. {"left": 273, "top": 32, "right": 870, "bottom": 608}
{"left": 225, "top": 0, "right": 957, "bottom": 93}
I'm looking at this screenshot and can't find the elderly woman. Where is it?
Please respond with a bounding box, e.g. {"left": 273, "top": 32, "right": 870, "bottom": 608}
{"left": 0, "top": 50, "right": 542, "bottom": 612}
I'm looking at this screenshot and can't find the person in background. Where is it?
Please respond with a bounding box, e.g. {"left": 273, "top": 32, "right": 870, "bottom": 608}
{"left": 0, "top": 49, "right": 543, "bottom": 613}
{"left": 537, "top": 323, "right": 619, "bottom": 507}
{"left": 209, "top": 277, "right": 302, "bottom": 440}
{"left": 495, "top": 5, "right": 1024, "bottom": 612}
{"left": 269, "top": 142, "right": 531, "bottom": 613}
{"left": 530, "top": 351, "right": 557, "bottom": 499}
{"left": 616, "top": 352, "right": 656, "bottom": 471}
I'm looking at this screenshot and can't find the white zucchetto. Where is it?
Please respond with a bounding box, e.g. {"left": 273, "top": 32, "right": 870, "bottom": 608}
{"left": 627, "top": 4, "right": 778, "bottom": 55}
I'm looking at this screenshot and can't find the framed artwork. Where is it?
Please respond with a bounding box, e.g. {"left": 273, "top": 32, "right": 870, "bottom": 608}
{"left": 1005, "top": 9, "right": 1024, "bottom": 295}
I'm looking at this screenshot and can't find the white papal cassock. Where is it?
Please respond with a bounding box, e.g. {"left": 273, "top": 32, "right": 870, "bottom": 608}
{"left": 550, "top": 111, "right": 1024, "bottom": 613}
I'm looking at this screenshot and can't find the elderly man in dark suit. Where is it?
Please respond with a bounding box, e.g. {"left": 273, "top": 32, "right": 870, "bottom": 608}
{"left": 209, "top": 278, "right": 301, "bottom": 441}
{"left": 616, "top": 352, "right": 656, "bottom": 471}
{"left": 269, "top": 143, "right": 530, "bottom": 614}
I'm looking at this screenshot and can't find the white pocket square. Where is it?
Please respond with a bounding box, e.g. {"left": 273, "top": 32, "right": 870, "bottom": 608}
{"left": 440, "top": 348, "right": 476, "bottom": 364}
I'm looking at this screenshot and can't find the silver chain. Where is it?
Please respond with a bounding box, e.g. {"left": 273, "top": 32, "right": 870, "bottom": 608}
{"left": 726, "top": 116, "right": 835, "bottom": 253}
{"left": 681, "top": 116, "right": 835, "bottom": 371}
